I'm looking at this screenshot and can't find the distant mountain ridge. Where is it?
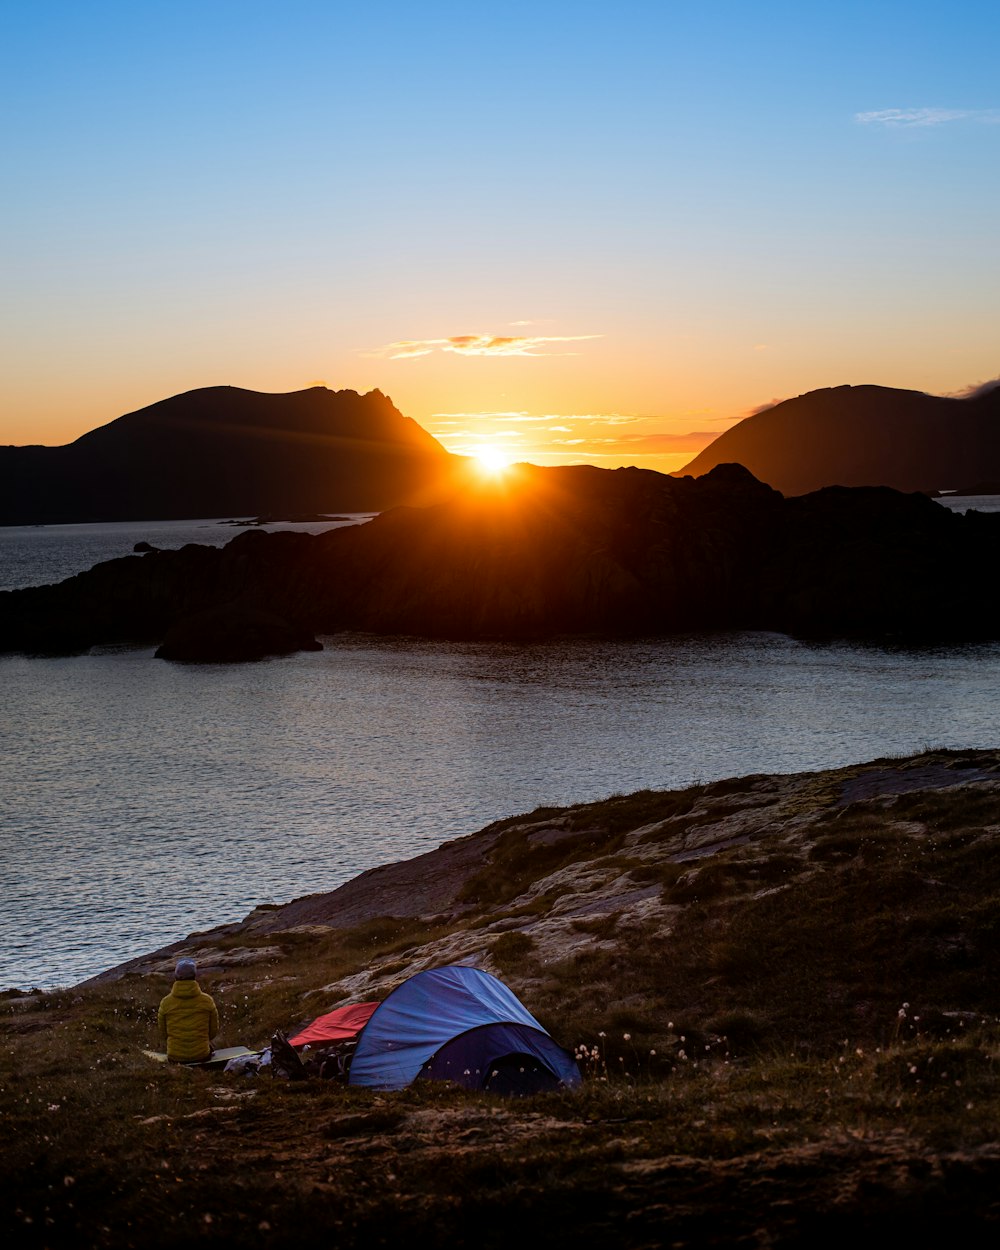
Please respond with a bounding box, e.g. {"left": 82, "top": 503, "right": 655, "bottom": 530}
{"left": 0, "top": 385, "right": 459, "bottom": 524}
{"left": 676, "top": 382, "right": 1000, "bottom": 496}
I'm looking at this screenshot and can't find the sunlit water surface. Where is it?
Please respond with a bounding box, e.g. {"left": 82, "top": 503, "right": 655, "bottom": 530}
{"left": 0, "top": 514, "right": 370, "bottom": 592}
{"left": 2, "top": 512, "right": 999, "bottom": 989}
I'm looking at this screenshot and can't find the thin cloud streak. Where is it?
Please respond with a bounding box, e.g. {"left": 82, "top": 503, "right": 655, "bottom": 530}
{"left": 364, "top": 333, "right": 602, "bottom": 360}
{"left": 945, "top": 376, "right": 1000, "bottom": 399}
{"left": 424, "top": 409, "right": 723, "bottom": 470}
{"left": 431, "top": 411, "right": 641, "bottom": 426}
{"left": 748, "top": 397, "right": 789, "bottom": 416}
{"left": 430, "top": 411, "right": 530, "bottom": 424}
{"left": 550, "top": 432, "right": 718, "bottom": 453}
{"left": 855, "top": 107, "right": 1000, "bottom": 127}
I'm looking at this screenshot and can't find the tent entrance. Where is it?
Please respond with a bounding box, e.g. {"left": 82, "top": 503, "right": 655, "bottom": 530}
{"left": 482, "top": 1052, "right": 563, "bottom": 1096}
{"left": 414, "top": 1021, "right": 572, "bottom": 1094}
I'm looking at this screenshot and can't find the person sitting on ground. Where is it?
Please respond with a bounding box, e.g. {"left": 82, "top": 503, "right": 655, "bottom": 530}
{"left": 157, "top": 958, "right": 220, "bottom": 1063}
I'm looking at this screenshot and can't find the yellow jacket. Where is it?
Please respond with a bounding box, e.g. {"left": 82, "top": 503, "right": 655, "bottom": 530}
{"left": 157, "top": 979, "right": 220, "bottom": 1063}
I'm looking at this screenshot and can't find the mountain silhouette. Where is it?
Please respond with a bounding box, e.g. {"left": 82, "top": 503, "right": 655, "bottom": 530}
{"left": 0, "top": 385, "right": 459, "bottom": 524}
{"left": 675, "top": 383, "right": 1000, "bottom": 496}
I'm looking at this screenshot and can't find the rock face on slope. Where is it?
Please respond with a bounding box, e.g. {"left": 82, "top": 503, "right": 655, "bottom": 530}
{"left": 86, "top": 745, "right": 1000, "bottom": 1059}
{"left": 676, "top": 382, "right": 1000, "bottom": 496}
{"left": 1, "top": 461, "right": 999, "bottom": 656}
{"left": 0, "top": 385, "right": 459, "bottom": 524}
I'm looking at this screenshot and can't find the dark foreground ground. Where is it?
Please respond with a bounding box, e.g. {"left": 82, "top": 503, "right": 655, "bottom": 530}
{"left": 5, "top": 748, "right": 1000, "bottom": 1247}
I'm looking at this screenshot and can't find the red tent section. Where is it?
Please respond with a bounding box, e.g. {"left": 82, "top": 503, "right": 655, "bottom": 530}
{"left": 289, "top": 1001, "right": 379, "bottom": 1049}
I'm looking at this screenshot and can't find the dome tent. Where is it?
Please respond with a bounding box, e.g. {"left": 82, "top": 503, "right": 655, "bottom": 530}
{"left": 347, "top": 965, "right": 581, "bottom": 1093}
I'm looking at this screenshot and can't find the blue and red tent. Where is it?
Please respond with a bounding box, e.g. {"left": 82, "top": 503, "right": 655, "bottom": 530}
{"left": 345, "top": 965, "right": 581, "bottom": 1094}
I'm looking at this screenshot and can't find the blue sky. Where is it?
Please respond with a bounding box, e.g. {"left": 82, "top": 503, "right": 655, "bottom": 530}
{"left": 2, "top": 1, "right": 998, "bottom": 470}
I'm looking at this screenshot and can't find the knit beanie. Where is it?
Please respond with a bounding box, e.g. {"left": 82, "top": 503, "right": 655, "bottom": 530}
{"left": 174, "top": 958, "right": 197, "bottom": 980}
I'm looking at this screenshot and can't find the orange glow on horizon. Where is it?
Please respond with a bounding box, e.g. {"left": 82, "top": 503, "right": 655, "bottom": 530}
{"left": 470, "top": 445, "right": 516, "bottom": 476}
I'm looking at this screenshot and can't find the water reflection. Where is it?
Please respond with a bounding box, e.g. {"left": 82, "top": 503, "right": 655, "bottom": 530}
{"left": 3, "top": 630, "right": 999, "bottom": 989}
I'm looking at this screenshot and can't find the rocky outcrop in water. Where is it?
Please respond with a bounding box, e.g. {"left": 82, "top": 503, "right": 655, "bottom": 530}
{"left": 1, "top": 462, "right": 998, "bottom": 657}
{"left": 153, "top": 605, "right": 323, "bottom": 663}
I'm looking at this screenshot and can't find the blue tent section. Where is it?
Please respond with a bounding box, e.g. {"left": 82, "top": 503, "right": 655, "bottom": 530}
{"left": 419, "top": 1022, "right": 577, "bottom": 1093}
{"left": 347, "top": 965, "right": 581, "bottom": 1092}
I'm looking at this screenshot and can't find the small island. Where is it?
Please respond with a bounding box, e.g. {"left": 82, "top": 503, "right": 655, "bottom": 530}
{"left": 220, "top": 513, "right": 358, "bottom": 526}
{"left": 5, "top": 461, "right": 1000, "bottom": 661}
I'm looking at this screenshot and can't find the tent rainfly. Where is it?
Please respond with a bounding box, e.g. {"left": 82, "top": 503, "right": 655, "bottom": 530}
{"left": 346, "top": 965, "right": 581, "bottom": 1094}
{"left": 288, "top": 1001, "right": 379, "bottom": 1049}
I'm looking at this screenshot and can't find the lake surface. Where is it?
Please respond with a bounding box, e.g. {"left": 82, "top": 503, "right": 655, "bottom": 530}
{"left": 0, "top": 514, "right": 372, "bottom": 592}
{"left": 934, "top": 493, "right": 1000, "bottom": 515}
{"left": 2, "top": 513, "right": 999, "bottom": 991}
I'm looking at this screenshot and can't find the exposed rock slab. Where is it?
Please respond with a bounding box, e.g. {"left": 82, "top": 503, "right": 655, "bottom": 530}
{"left": 86, "top": 747, "right": 1000, "bottom": 998}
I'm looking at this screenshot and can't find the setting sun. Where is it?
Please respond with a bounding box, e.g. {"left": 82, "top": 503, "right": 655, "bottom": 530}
{"left": 472, "top": 446, "right": 514, "bottom": 475}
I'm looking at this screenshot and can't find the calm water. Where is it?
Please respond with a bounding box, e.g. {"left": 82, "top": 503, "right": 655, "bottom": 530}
{"left": 2, "top": 514, "right": 999, "bottom": 990}
{"left": 0, "top": 513, "right": 373, "bottom": 592}
{"left": 934, "top": 493, "right": 1000, "bottom": 515}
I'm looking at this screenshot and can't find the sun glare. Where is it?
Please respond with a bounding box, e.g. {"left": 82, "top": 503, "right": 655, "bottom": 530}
{"left": 472, "top": 446, "right": 514, "bottom": 475}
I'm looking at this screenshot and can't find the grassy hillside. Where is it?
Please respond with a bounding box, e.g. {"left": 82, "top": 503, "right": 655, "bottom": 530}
{"left": 4, "top": 748, "right": 1000, "bottom": 1247}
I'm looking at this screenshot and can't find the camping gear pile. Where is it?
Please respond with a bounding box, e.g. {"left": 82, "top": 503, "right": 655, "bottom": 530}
{"left": 225, "top": 966, "right": 581, "bottom": 1095}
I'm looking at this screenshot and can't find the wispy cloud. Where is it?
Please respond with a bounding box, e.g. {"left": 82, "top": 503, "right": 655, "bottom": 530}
{"left": 748, "top": 396, "right": 789, "bottom": 416}
{"left": 553, "top": 432, "right": 718, "bottom": 453}
{"left": 424, "top": 410, "right": 720, "bottom": 466}
{"left": 945, "top": 376, "right": 1000, "bottom": 399}
{"left": 544, "top": 412, "right": 643, "bottom": 426}
{"left": 430, "top": 411, "right": 530, "bottom": 424}
{"left": 855, "top": 107, "right": 1000, "bottom": 128}
{"left": 364, "top": 333, "right": 601, "bottom": 359}
{"left": 429, "top": 411, "right": 645, "bottom": 429}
